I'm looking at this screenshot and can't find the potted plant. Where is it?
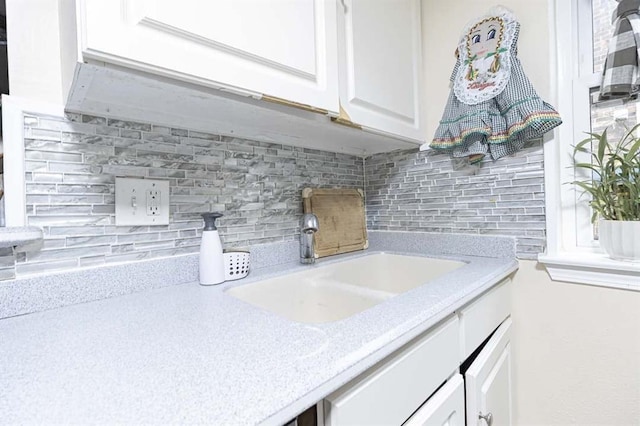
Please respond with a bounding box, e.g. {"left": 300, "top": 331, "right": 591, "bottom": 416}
{"left": 572, "top": 125, "right": 640, "bottom": 261}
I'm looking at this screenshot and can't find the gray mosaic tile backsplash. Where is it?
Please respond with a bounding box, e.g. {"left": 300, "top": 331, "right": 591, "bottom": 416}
{"left": 0, "top": 112, "right": 545, "bottom": 281}
{"left": 365, "top": 140, "right": 546, "bottom": 259}
{"left": 15, "top": 113, "right": 363, "bottom": 276}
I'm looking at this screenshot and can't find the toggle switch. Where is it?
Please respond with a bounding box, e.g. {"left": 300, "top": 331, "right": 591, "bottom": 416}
{"left": 115, "top": 177, "right": 170, "bottom": 226}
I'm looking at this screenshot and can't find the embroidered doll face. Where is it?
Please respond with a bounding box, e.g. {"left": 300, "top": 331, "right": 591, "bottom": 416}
{"left": 465, "top": 17, "right": 505, "bottom": 81}
{"left": 469, "top": 18, "right": 502, "bottom": 58}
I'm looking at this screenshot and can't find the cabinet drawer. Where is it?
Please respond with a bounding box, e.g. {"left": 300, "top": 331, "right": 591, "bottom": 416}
{"left": 324, "top": 315, "right": 459, "bottom": 426}
{"left": 458, "top": 278, "right": 511, "bottom": 361}
{"left": 403, "top": 374, "right": 465, "bottom": 426}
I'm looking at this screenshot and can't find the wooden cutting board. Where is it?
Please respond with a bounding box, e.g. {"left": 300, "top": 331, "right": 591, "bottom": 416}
{"left": 302, "top": 188, "right": 368, "bottom": 258}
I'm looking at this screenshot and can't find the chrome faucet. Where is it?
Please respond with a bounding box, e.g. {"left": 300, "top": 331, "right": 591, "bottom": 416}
{"left": 300, "top": 213, "right": 319, "bottom": 264}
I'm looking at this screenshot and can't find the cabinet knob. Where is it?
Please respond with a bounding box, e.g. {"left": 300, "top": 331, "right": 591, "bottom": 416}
{"left": 479, "top": 412, "right": 493, "bottom": 426}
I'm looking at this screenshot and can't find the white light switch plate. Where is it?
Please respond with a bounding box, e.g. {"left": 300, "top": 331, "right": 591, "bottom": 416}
{"left": 115, "top": 177, "right": 170, "bottom": 226}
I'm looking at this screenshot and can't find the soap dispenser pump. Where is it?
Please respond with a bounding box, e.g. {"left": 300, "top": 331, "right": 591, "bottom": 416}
{"left": 199, "top": 212, "right": 225, "bottom": 285}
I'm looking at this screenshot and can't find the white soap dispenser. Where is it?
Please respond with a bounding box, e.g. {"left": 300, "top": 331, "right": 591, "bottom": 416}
{"left": 199, "top": 212, "right": 225, "bottom": 285}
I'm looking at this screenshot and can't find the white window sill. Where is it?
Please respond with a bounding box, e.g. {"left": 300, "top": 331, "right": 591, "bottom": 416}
{"left": 538, "top": 252, "right": 640, "bottom": 292}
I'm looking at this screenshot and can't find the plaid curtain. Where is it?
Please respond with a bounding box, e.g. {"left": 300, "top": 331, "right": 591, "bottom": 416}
{"left": 600, "top": 0, "right": 640, "bottom": 100}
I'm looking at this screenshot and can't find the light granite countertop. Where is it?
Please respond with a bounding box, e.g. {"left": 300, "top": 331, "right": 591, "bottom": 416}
{"left": 0, "top": 232, "right": 518, "bottom": 425}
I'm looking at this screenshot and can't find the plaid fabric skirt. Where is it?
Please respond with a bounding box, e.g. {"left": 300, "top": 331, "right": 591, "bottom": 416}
{"left": 431, "top": 57, "right": 562, "bottom": 162}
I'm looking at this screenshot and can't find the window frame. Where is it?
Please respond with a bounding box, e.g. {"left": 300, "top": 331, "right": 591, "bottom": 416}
{"left": 539, "top": 0, "right": 640, "bottom": 291}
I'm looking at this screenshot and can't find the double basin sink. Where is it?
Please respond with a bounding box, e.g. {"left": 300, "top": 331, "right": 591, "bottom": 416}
{"left": 226, "top": 253, "right": 465, "bottom": 324}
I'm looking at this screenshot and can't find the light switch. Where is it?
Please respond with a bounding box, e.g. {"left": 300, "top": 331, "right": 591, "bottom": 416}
{"left": 115, "top": 177, "right": 170, "bottom": 226}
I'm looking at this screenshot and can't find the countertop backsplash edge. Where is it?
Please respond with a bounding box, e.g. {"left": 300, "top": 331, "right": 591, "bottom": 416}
{"left": 0, "top": 232, "right": 515, "bottom": 319}
{"left": 367, "top": 230, "right": 516, "bottom": 259}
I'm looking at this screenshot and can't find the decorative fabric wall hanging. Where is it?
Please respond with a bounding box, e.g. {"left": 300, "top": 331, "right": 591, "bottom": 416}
{"left": 430, "top": 6, "right": 562, "bottom": 164}
{"left": 600, "top": 0, "right": 640, "bottom": 100}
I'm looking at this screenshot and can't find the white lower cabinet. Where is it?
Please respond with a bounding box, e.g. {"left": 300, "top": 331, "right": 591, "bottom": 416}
{"left": 404, "top": 374, "right": 465, "bottom": 426}
{"left": 324, "top": 316, "right": 459, "bottom": 426}
{"left": 465, "top": 318, "right": 513, "bottom": 426}
{"left": 320, "top": 279, "right": 513, "bottom": 426}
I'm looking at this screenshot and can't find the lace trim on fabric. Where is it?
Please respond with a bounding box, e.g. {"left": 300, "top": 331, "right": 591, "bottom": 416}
{"left": 431, "top": 111, "right": 562, "bottom": 147}
{"left": 453, "top": 6, "right": 519, "bottom": 105}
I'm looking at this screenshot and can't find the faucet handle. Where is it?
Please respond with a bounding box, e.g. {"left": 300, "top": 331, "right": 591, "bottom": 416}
{"left": 301, "top": 213, "right": 319, "bottom": 233}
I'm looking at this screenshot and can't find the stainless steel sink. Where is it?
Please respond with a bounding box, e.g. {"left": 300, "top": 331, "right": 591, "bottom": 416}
{"left": 226, "top": 253, "right": 465, "bottom": 324}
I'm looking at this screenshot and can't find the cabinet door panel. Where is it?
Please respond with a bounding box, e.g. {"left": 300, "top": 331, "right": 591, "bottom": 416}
{"left": 324, "top": 316, "right": 459, "bottom": 426}
{"left": 147, "top": 1, "right": 316, "bottom": 76}
{"left": 404, "top": 374, "right": 465, "bottom": 426}
{"left": 81, "top": 0, "right": 339, "bottom": 111}
{"left": 465, "top": 317, "right": 513, "bottom": 426}
{"left": 337, "top": 0, "right": 423, "bottom": 141}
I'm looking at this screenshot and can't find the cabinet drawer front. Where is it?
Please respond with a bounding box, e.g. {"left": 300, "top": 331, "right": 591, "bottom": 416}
{"left": 458, "top": 279, "right": 511, "bottom": 362}
{"left": 404, "top": 374, "right": 465, "bottom": 426}
{"left": 324, "top": 315, "right": 459, "bottom": 426}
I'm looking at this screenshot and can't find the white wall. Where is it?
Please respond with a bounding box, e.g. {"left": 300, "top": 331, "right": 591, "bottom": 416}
{"left": 422, "top": 1, "right": 640, "bottom": 424}
{"left": 512, "top": 261, "right": 640, "bottom": 425}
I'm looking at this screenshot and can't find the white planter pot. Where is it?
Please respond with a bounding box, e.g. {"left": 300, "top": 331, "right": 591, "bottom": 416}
{"left": 599, "top": 219, "right": 640, "bottom": 261}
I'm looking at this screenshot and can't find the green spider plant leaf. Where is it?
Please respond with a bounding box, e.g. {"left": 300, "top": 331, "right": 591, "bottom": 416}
{"left": 571, "top": 125, "right": 640, "bottom": 222}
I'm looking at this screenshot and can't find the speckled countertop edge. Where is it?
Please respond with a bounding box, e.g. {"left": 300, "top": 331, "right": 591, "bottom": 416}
{"left": 0, "top": 237, "right": 297, "bottom": 320}
{"left": 0, "top": 232, "right": 518, "bottom": 425}
{"left": 367, "top": 230, "right": 516, "bottom": 259}
{"left": 0, "top": 226, "right": 43, "bottom": 249}
{"left": 0, "top": 231, "right": 514, "bottom": 320}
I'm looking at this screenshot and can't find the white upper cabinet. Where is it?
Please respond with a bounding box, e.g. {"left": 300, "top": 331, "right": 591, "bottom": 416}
{"left": 79, "top": 0, "right": 340, "bottom": 112}
{"left": 69, "top": 1, "right": 425, "bottom": 153}
{"left": 336, "top": 0, "right": 424, "bottom": 141}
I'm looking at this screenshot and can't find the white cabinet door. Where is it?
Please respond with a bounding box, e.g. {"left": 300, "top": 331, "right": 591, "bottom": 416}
{"left": 80, "top": 0, "right": 339, "bottom": 112}
{"left": 404, "top": 374, "right": 465, "bottom": 426}
{"left": 336, "top": 0, "right": 424, "bottom": 142}
{"left": 324, "top": 316, "right": 459, "bottom": 426}
{"left": 465, "top": 317, "right": 513, "bottom": 426}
